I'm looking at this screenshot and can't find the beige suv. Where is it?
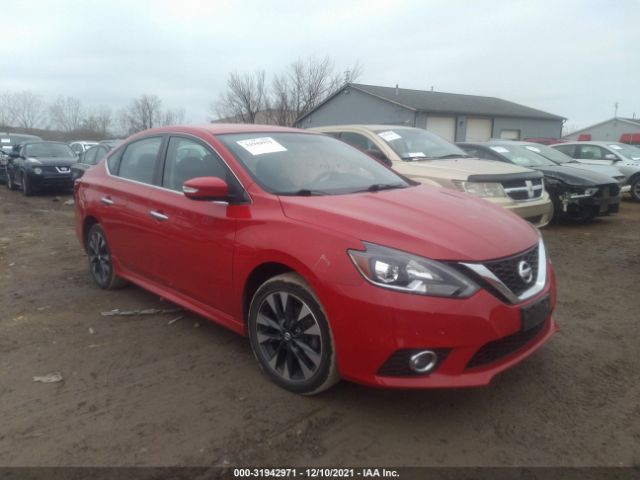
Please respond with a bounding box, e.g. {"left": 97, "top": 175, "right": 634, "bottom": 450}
{"left": 311, "top": 125, "right": 553, "bottom": 227}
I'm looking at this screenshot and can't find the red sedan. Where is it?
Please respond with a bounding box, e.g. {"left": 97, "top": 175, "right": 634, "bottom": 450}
{"left": 74, "top": 124, "right": 558, "bottom": 394}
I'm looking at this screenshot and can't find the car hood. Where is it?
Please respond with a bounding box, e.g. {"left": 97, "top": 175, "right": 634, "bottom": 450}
{"left": 561, "top": 162, "right": 622, "bottom": 179}
{"left": 27, "top": 156, "right": 77, "bottom": 167}
{"left": 533, "top": 165, "right": 617, "bottom": 186}
{"left": 393, "top": 157, "right": 533, "bottom": 182}
{"left": 279, "top": 185, "right": 538, "bottom": 262}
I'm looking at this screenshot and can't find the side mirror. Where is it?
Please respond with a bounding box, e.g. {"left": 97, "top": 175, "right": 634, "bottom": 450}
{"left": 182, "top": 176, "right": 229, "bottom": 201}
{"left": 604, "top": 153, "right": 618, "bottom": 161}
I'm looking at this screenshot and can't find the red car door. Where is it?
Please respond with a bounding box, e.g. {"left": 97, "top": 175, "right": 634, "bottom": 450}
{"left": 148, "top": 135, "right": 239, "bottom": 315}
{"left": 99, "top": 136, "right": 166, "bottom": 283}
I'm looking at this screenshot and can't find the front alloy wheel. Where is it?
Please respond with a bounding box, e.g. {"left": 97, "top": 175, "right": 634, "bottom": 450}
{"left": 248, "top": 273, "right": 338, "bottom": 394}
{"left": 631, "top": 177, "right": 640, "bottom": 202}
{"left": 87, "top": 224, "right": 127, "bottom": 289}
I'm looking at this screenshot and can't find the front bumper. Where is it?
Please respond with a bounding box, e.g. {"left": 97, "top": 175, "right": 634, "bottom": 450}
{"left": 560, "top": 188, "right": 621, "bottom": 219}
{"left": 321, "top": 261, "right": 557, "bottom": 388}
{"left": 26, "top": 168, "right": 74, "bottom": 189}
{"left": 497, "top": 196, "right": 554, "bottom": 228}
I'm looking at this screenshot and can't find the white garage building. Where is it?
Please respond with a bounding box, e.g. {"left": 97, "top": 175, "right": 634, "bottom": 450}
{"left": 296, "top": 83, "right": 564, "bottom": 142}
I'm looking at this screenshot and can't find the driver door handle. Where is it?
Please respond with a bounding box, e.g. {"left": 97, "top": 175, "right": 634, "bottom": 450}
{"left": 150, "top": 210, "right": 169, "bottom": 221}
{"left": 100, "top": 197, "right": 114, "bottom": 205}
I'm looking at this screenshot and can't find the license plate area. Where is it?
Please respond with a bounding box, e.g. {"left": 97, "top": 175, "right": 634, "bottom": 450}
{"left": 521, "top": 294, "right": 550, "bottom": 332}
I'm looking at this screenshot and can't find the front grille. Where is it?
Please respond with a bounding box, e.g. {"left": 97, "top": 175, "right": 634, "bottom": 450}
{"left": 466, "top": 319, "right": 546, "bottom": 369}
{"left": 377, "top": 348, "right": 450, "bottom": 377}
{"left": 502, "top": 178, "right": 544, "bottom": 201}
{"left": 484, "top": 245, "right": 539, "bottom": 297}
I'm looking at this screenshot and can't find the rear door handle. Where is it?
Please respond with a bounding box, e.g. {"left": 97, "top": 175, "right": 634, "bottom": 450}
{"left": 100, "top": 197, "right": 114, "bottom": 205}
{"left": 149, "top": 210, "right": 169, "bottom": 221}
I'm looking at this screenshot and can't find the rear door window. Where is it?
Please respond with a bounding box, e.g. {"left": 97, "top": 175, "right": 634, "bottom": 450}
{"left": 116, "top": 137, "right": 163, "bottom": 184}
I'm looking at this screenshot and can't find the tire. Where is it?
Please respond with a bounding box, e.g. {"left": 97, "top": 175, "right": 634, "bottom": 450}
{"left": 6, "top": 170, "right": 18, "bottom": 191}
{"left": 549, "top": 193, "right": 561, "bottom": 224}
{"left": 630, "top": 177, "right": 640, "bottom": 202}
{"left": 86, "top": 224, "right": 128, "bottom": 289}
{"left": 248, "top": 273, "right": 339, "bottom": 395}
{"left": 22, "top": 172, "right": 34, "bottom": 197}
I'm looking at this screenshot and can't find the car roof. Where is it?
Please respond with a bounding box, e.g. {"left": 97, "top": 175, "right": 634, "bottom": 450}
{"left": 311, "top": 124, "right": 418, "bottom": 132}
{"left": 135, "top": 123, "right": 308, "bottom": 137}
{"left": 556, "top": 141, "right": 624, "bottom": 146}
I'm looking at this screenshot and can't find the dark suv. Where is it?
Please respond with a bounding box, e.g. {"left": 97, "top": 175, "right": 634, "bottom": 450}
{"left": 0, "top": 133, "right": 42, "bottom": 183}
{"left": 6, "top": 141, "right": 77, "bottom": 196}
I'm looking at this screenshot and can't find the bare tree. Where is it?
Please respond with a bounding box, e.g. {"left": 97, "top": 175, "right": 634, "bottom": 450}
{"left": 0, "top": 93, "right": 14, "bottom": 127}
{"left": 268, "top": 56, "right": 363, "bottom": 126}
{"left": 119, "top": 94, "right": 163, "bottom": 134}
{"left": 49, "top": 96, "right": 85, "bottom": 132}
{"left": 83, "top": 105, "right": 113, "bottom": 137}
{"left": 161, "top": 107, "right": 186, "bottom": 126}
{"left": 6, "top": 91, "right": 46, "bottom": 129}
{"left": 212, "top": 70, "right": 266, "bottom": 123}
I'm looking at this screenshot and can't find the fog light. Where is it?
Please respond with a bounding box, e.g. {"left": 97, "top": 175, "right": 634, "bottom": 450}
{"left": 409, "top": 350, "right": 437, "bottom": 373}
{"left": 33, "top": 168, "right": 43, "bottom": 175}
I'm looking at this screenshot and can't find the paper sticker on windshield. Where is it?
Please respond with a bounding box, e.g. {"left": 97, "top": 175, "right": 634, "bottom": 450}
{"left": 406, "top": 152, "right": 426, "bottom": 158}
{"left": 525, "top": 146, "right": 541, "bottom": 153}
{"left": 236, "top": 137, "right": 287, "bottom": 155}
{"left": 377, "top": 130, "right": 402, "bottom": 142}
{"left": 490, "top": 146, "right": 510, "bottom": 153}
{"left": 609, "top": 144, "right": 622, "bottom": 150}
{"left": 1, "top": 139, "right": 10, "bottom": 144}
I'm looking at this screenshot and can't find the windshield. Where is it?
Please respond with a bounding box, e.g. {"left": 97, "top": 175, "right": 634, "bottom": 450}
{"left": 371, "top": 127, "right": 469, "bottom": 160}
{"left": 488, "top": 144, "right": 556, "bottom": 167}
{"left": 24, "top": 143, "right": 75, "bottom": 158}
{"left": 607, "top": 143, "right": 640, "bottom": 160}
{"left": 521, "top": 143, "right": 573, "bottom": 164}
{"left": 219, "top": 132, "right": 411, "bottom": 195}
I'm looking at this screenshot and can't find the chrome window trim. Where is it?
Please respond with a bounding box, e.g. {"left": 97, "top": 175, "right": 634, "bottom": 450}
{"left": 103, "top": 132, "right": 252, "bottom": 203}
{"left": 460, "top": 236, "right": 547, "bottom": 305}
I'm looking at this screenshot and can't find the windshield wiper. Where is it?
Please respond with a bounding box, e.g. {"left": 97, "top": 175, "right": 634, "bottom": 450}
{"left": 434, "top": 153, "right": 472, "bottom": 159}
{"left": 278, "top": 189, "right": 328, "bottom": 196}
{"left": 355, "top": 183, "right": 407, "bottom": 193}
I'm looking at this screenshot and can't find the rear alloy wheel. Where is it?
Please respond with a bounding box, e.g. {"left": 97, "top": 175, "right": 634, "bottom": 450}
{"left": 86, "top": 224, "right": 128, "bottom": 289}
{"left": 22, "top": 172, "right": 34, "bottom": 196}
{"left": 248, "top": 273, "right": 339, "bottom": 395}
{"left": 631, "top": 177, "right": 640, "bottom": 202}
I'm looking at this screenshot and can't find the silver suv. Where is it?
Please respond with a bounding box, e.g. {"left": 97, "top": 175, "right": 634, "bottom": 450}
{"left": 551, "top": 141, "right": 640, "bottom": 201}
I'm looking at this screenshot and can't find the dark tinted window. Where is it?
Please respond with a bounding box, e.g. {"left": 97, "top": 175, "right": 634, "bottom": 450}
{"left": 24, "top": 143, "right": 74, "bottom": 157}
{"left": 117, "top": 137, "right": 162, "bottom": 184}
{"left": 162, "top": 137, "right": 228, "bottom": 191}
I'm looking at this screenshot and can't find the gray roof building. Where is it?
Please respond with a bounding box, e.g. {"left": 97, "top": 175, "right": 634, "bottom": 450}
{"left": 296, "top": 83, "right": 565, "bottom": 143}
{"left": 563, "top": 117, "right": 640, "bottom": 142}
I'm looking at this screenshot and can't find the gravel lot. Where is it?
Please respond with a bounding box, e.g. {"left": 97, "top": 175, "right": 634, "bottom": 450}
{"left": 0, "top": 189, "right": 638, "bottom": 467}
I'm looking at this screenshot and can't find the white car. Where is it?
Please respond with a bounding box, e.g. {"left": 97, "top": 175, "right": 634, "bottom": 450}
{"left": 551, "top": 141, "right": 640, "bottom": 201}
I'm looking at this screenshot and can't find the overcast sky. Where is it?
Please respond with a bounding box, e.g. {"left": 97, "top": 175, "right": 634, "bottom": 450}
{"left": 1, "top": 0, "right": 638, "bottom": 132}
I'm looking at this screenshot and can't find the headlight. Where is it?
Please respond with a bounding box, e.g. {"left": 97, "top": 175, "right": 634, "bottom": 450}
{"left": 569, "top": 187, "right": 598, "bottom": 198}
{"left": 33, "top": 167, "right": 43, "bottom": 175}
{"left": 348, "top": 242, "right": 479, "bottom": 298}
{"left": 452, "top": 180, "right": 506, "bottom": 198}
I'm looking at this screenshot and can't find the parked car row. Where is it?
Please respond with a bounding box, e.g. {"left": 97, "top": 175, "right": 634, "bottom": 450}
{"left": 3, "top": 122, "right": 636, "bottom": 395}
{"left": 0, "top": 137, "right": 122, "bottom": 195}
{"left": 311, "top": 125, "right": 636, "bottom": 225}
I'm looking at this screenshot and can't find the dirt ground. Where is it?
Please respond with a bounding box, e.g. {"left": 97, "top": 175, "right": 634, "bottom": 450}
{"left": 0, "top": 188, "right": 638, "bottom": 468}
